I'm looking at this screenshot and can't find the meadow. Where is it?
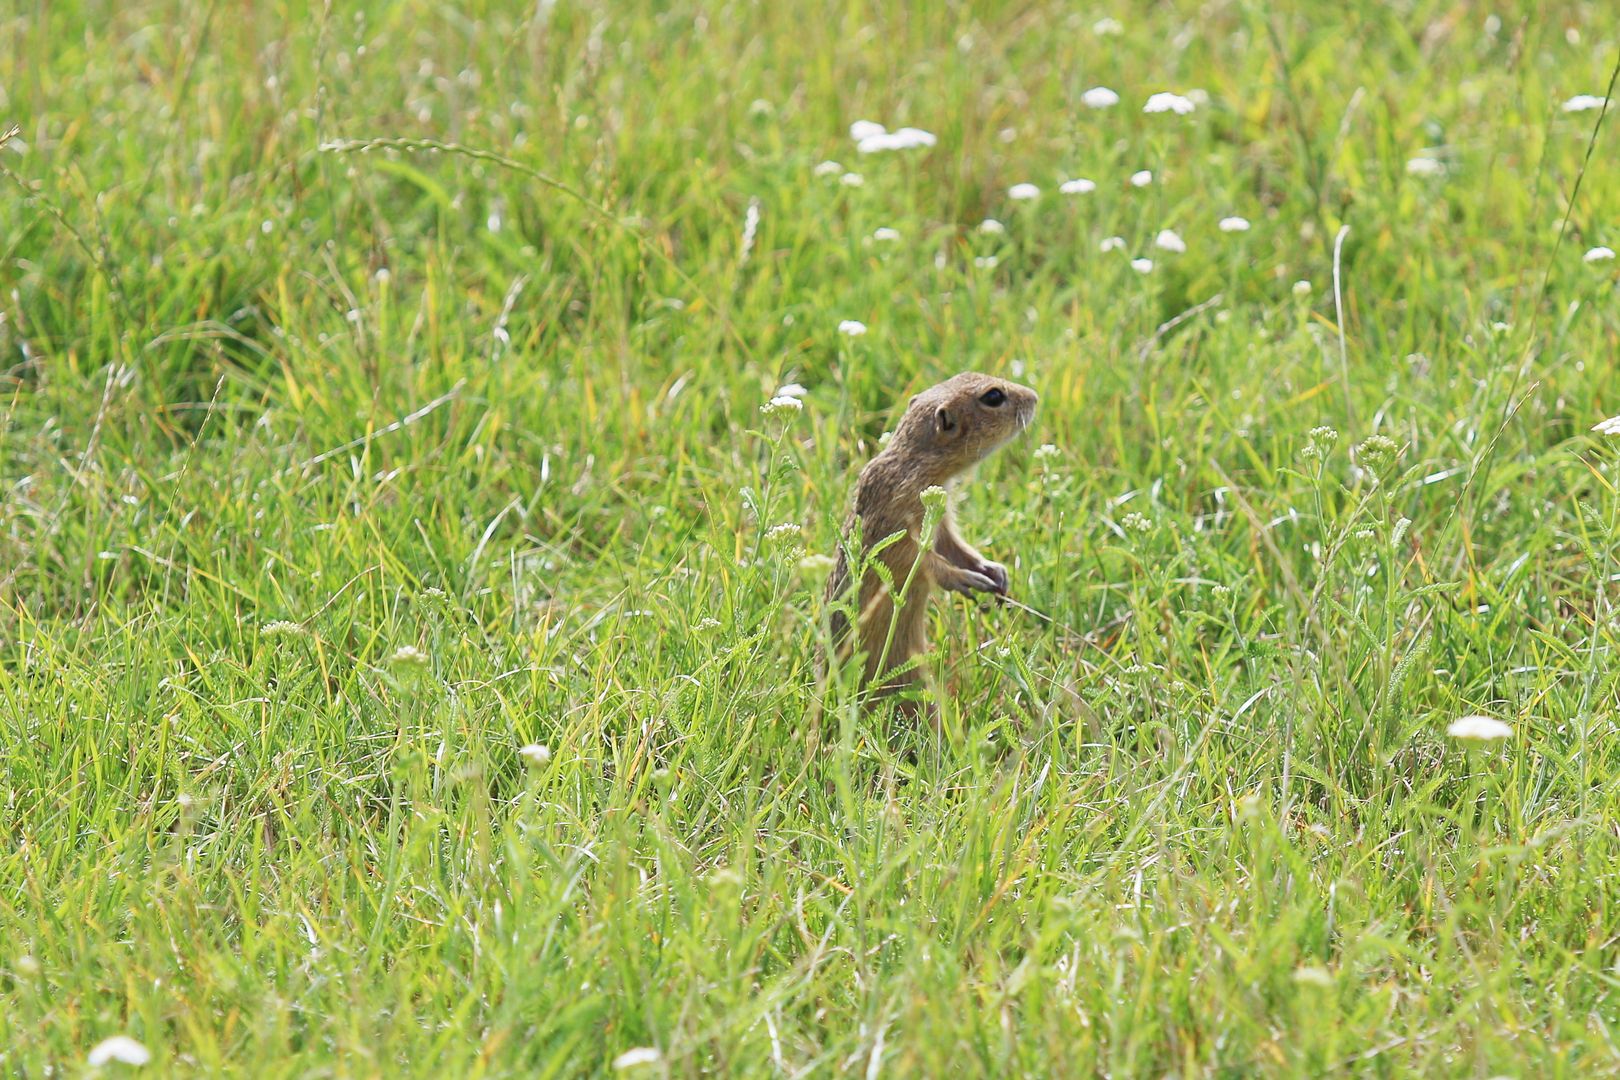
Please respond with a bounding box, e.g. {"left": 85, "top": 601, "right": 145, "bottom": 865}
{"left": 4, "top": 0, "right": 1620, "bottom": 1074}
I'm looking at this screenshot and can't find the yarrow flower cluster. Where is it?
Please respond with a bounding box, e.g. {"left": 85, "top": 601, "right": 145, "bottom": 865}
{"left": 1405, "top": 155, "right": 1446, "bottom": 177}
{"left": 1584, "top": 246, "right": 1615, "bottom": 263}
{"left": 1154, "top": 229, "right": 1186, "bottom": 254}
{"left": 1060, "top": 177, "right": 1096, "bottom": 194}
{"left": 849, "top": 120, "right": 938, "bottom": 154}
{"left": 1562, "top": 94, "right": 1608, "bottom": 113}
{"left": 1446, "top": 715, "right": 1512, "bottom": 742}
{"left": 1008, "top": 183, "right": 1040, "bottom": 200}
{"left": 837, "top": 319, "right": 867, "bottom": 336}
{"left": 1218, "top": 216, "right": 1251, "bottom": 232}
{"left": 88, "top": 1037, "right": 152, "bottom": 1068}
{"left": 761, "top": 395, "right": 803, "bottom": 417}
{"left": 1082, "top": 86, "right": 1120, "bottom": 109}
{"left": 1130, "top": 170, "right": 1153, "bottom": 187}
{"left": 1143, "top": 92, "right": 1196, "bottom": 115}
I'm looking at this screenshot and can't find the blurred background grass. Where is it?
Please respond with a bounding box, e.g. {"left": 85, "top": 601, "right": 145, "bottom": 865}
{"left": 4, "top": 0, "right": 1620, "bottom": 1074}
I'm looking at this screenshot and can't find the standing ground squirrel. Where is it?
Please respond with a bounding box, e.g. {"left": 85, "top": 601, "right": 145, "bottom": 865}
{"left": 823, "top": 371, "right": 1038, "bottom": 709}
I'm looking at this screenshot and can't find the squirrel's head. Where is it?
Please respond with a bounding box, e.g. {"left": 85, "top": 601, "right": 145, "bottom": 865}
{"left": 888, "top": 371, "right": 1038, "bottom": 480}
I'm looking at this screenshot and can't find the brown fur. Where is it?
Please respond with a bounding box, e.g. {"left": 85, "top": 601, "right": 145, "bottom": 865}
{"left": 823, "top": 372, "right": 1038, "bottom": 711}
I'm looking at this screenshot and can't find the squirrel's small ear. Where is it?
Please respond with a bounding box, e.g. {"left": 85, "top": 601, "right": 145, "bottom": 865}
{"left": 935, "top": 405, "right": 956, "bottom": 433}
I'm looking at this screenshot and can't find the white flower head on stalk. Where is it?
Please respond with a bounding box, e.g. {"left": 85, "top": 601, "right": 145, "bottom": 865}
{"left": 1130, "top": 170, "right": 1153, "bottom": 187}
{"left": 774, "top": 382, "right": 808, "bottom": 399}
{"left": 1082, "top": 86, "right": 1119, "bottom": 109}
{"left": 1562, "top": 95, "right": 1608, "bottom": 113}
{"left": 1008, "top": 183, "right": 1040, "bottom": 200}
{"left": 1060, "top": 177, "right": 1096, "bottom": 194}
{"left": 892, "top": 126, "right": 937, "bottom": 147}
{"left": 88, "top": 1037, "right": 152, "bottom": 1068}
{"left": 1446, "top": 715, "right": 1512, "bottom": 742}
{"left": 798, "top": 553, "right": 837, "bottom": 575}
{"left": 813, "top": 159, "right": 842, "bottom": 177}
{"left": 612, "top": 1048, "right": 662, "bottom": 1071}
{"left": 849, "top": 120, "right": 885, "bottom": 141}
{"left": 518, "top": 743, "right": 551, "bottom": 766}
{"left": 1292, "top": 279, "right": 1313, "bottom": 296}
{"left": 1584, "top": 246, "right": 1615, "bottom": 263}
{"left": 872, "top": 227, "right": 901, "bottom": 242}
{"left": 838, "top": 319, "right": 867, "bottom": 336}
{"left": 1219, "top": 216, "right": 1251, "bottom": 233}
{"left": 1406, "top": 156, "right": 1446, "bottom": 177}
{"left": 1130, "top": 258, "right": 1154, "bottom": 274}
{"left": 978, "top": 218, "right": 1006, "bottom": 235}
{"left": 761, "top": 395, "right": 803, "bottom": 417}
{"left": 839, "top": 172, "right": 864, "bottom": 187}
{"left": 1099, "top": 236, "right": 1126, "bottom": 253}
{"left": 1093, "top": 17, "right": 1123, "bottom": 35}
{"left": 1144, "top": 92, "right": 1196, "bottom": 115}
{"left": 1154, "top": 229, "right": 1186, "bottom": 253}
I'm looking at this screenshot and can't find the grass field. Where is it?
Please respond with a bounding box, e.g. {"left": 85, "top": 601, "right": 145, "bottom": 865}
{"left": 5, "top": 0, "right": 1620, "bottom": 1074}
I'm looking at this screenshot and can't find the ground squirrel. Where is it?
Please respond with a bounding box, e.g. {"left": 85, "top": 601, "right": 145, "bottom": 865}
{"left": 823, "top": 371, "right": 1038, "bottom": 710}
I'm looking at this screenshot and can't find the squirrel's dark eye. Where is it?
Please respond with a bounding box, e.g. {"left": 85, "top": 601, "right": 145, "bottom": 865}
{"left": 979, "top": 388, "right": 1007, "bottom": 407}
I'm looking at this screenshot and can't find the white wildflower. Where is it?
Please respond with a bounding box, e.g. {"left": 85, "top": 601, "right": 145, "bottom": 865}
{"left": 1033, "top": 443, "right": 1061, "bottom": 461}
{"left": 892, "top": 126, "right": 937, "bottom": 148}
{"left": 1447, "top": 715, "right": 1512, "bottom": 742}
{"left": 1218, "top": 216, "right": 1251, "bottom": 232}
{"left": 857, "top": 127, "right": 936, "bottom": 153}
{"left": 1591, "top": 415, "right": 1620, "bottom": 436}
{"left": 1059, "top": 177, "right": 1096, "bottom": 194}
{"left": 1099, "top": 236, "right": 1126, "bottom": 253}
{"left": 813, "top": 160, "right": 843, "bottom": 177}
{"left": 837, "top": 319, "right": 867, "bottom": 336}
{"left": 388, "top": 644, "right": 429, "bottom": 667}
{"left": 761, "top": 395, "right": 803, "bottom": 417}
{"left": 919, "top": 485, "right": 949, "bottom": 513}
{"left": 765, "top": 522, "right": 803, "bottom": 544}
{"left": 1154, "top": 229, "right": 1186, "bottom": 253}
{"left": 1081, "top": 86, "right": 1120, "bottom": 109}
{"left": 1008, "top": 182, "right": 1040, "bottom": 200}
{"left": 1130, "top": 258, "right": 1154, "bottom": 274}
{"left": 774, "top": 382, "right": 808, "bottom": 399}
{"left": 88, "top": 1037, "right": 151, "bottom": 1068}
{"left": 872, "top": 227, "right": 901, "bottom": 242}
{"left": 1405, "top": 156, "right": 1446, "bottom": 177}
{"left": 612, "top": 1048, "right": 663, "bottom": 1070}
{"left": 978, "top": 218, "right": 1006, "bottom": 235}
{"left": 798, "top": 553, "right": 837, "bottom": 575}
{"left": 1292, "top": 279, "right": 1313, "bottom": 296}
{"left": 1121, "top": 511, "right": 1153, "bottom": 532}
{"left": 839, "top": 172, "right": 864, "bottom": 187}
{"left": 1144, "top": 92, "right": 1196, "bottom": 115}
{"left": 519, "top": 743, "right": 551, "bottom": 766}
{"left": 1093, "top": 17, "right": 1123, "bottom": 35}
{"left": 1130, "top": 170, "right": 1153, "bottom": 187}
{"left": 974, "top": 255, "right": 999, "bottom": 269}
{"left": 849, "top": 120, "right": 886, "bottom": 141}
{"left": 1584, "top": 246, "right": 1615, "bottom": 263}
{"left": 1562, "top": 95, "right": 1608, "bottom": 113}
